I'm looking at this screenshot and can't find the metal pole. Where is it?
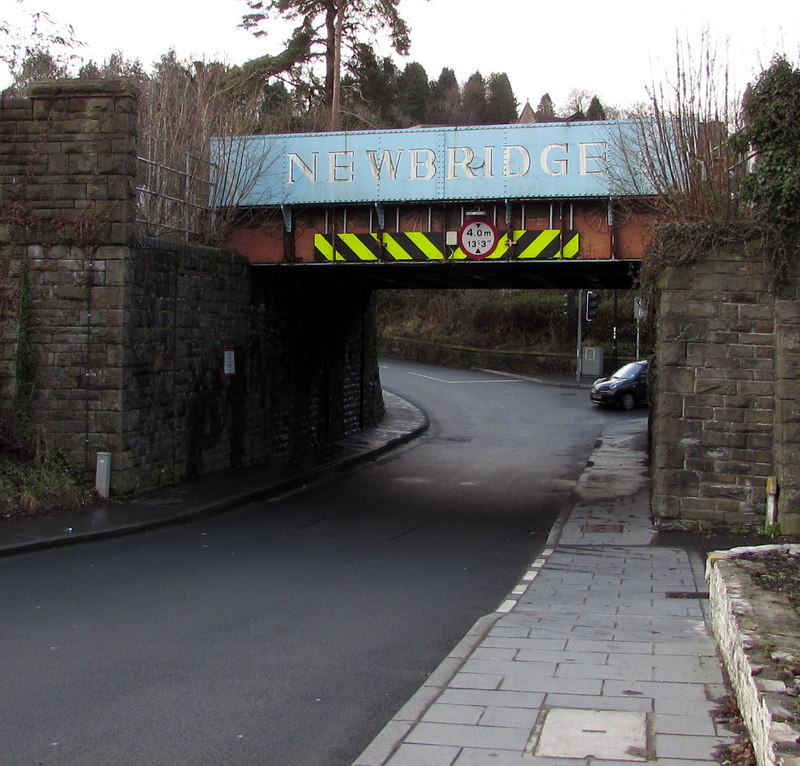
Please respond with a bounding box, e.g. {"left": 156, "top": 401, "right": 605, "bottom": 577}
{"left": 612, "top": 290, "right": 619, "bottom": 369}
{"left": 636, "top": 316, "right": 641, "bottom": 359}
{"left": 576, "top": 290, "right": 583, "bottom": 382}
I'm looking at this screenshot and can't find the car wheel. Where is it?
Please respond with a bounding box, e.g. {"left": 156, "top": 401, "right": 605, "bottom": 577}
{"left": 620, "top": 392, "right": 635, "bottom": 411}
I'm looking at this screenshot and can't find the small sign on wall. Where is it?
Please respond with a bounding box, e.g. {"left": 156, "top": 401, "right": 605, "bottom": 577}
{"left": 223, "top": 348, "right": 236, "bottom": 376}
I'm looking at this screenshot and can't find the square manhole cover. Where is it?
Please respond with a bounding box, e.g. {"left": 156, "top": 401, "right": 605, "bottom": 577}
{"left": 534, "top": 709, "right": 647, "bottom": 761}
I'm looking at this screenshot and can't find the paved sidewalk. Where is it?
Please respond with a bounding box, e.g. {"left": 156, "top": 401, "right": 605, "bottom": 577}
{"left": 354, "top": 419, "right": 737, "bottom": 766}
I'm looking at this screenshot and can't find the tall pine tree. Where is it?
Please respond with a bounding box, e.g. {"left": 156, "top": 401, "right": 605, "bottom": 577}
{"left": 486, "top": 72, "right": 517, "bottom": 124}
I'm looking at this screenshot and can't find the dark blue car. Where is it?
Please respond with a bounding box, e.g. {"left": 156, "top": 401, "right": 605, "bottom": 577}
{"left": 590, "top": 360, "right": 649, "bottom": 410}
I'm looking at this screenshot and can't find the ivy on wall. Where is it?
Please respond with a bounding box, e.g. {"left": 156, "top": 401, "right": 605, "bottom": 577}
{"left": 734, "top": 57, "right": 800, "bottom": 227}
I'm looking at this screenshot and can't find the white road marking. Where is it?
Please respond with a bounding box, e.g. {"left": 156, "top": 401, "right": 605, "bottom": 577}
{"left": 407, "top": 372, "right": 524, "bottom": 384}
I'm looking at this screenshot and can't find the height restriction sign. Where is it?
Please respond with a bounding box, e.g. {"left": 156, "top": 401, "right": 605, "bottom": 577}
{"left": 457, "top": 214, "right": 499, "bottom": 259}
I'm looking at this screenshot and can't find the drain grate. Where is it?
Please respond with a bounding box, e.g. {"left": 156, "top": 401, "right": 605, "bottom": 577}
{"left": 666, "top": 591, "right": 709, "bottom": 599}
{"left": 582, "top": 523, "right": 624, "bottom": 533}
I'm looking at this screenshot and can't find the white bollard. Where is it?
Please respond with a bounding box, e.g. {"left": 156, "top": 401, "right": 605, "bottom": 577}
{"left": 95, "top": 452, "right": 112, "bottom": 499}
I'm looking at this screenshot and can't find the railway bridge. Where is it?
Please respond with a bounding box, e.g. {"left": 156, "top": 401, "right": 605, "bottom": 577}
{"left": 0, "top": 81, "right": 654, "bottom": 498}
{"left": 217, "top": 121, "right": 649, "bottom": 291}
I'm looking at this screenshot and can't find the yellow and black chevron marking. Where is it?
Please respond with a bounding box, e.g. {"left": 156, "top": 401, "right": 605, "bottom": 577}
{"left": 314, "top": 233, "right": 446, "bottom": 262}
{"left": 516, "top": 229, "right": 580, "bottom": 260}
{"left": 314, "top": 230, "right": 580, "bottom": 262}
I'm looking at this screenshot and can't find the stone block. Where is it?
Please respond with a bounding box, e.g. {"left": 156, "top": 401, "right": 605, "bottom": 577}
{"left": 779, "top": 492, "right": 800, "bottom": 535}
{"left": 101, "top": 112, "right": 137, "bottom": 134}
{"left": 685, "top": 300, "right": 718, "bottom": 319}
{"left": 678, "top": 501, "right": 727, "bottom": 521}
{"left": 695, "top": 377, "right": 737, "bottom": 396}
{"left": 686, "top": 343, "right": 726, "bottom": 365}
{"left": 658, "top": 365, "right": 695, "bottom": 392}
{"left": 655, "top": 392, "right": 685, "bottom": 418}
{"left": 740, "top": 303, "right": 776, "bottom": 322}
{"left": 98, "top": 154, "right": 136, "bottom": 175}
{"left": 81, "top": 97, "right": 116, "bottom": 117}
{"left": 755, "top": 344, "right": 775, "bottom": 360}
{"left": 776, "top": 356, "right": 800, "bottom": 380}
{"left": 658, "top": 341, "right": 687, "bottom": 366}
{"left": 744, "top": 409, "right": 774, "bottom": 425}
{"left": 775, "top": 299, "right": 800, "bottom": 322}
{"left": 703, "top": 430, "right": 747, "bottom": 449}
{"left": 748, "top": 433, "right": 774, "bottom": 451}
{"left": 654, "top": 442, "right": 688, "bottom": 470}
{"left": 685, "top": 456, "right": 716, "bottom": 473}
{"left": 776, "top": 332, "right": 800, "bottom": 354}
{"left": 685, "top": 392, "right": 725, "bottom": 408}
{"left": 707, "top": 330, "right": 740, "bottom": 344}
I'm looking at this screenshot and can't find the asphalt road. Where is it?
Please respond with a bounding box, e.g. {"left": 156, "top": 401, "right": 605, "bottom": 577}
{"left": 0, "top": 360, "right": 645, "bottom": 765}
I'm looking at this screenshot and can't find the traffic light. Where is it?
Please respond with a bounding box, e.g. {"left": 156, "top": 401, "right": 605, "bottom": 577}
{"left": 585, "top": 291, "right": 598, "bottom": 322}
{"left": 563, "top": 291, "right": 577, "bottom": 321}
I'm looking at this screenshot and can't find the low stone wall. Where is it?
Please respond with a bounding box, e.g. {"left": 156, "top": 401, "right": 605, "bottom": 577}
{"left": 379, "top": 336, "right": 575, "bottom": 376}
{"left": 707, "top": 547, "right": 800, "bottom": 766}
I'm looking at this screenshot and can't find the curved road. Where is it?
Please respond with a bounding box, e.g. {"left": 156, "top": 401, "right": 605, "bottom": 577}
{"left": 0, "top": 360, "right": 646, "bottom": 765}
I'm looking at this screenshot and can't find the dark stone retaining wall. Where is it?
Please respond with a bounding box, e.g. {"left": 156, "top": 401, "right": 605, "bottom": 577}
{"left": 0, "top": 80, "right": 383, "bottom": 495}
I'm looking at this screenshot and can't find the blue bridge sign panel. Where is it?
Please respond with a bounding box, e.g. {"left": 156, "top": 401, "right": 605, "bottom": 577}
{"left": 212, "top": 121, "right": 650, "bottom": 208}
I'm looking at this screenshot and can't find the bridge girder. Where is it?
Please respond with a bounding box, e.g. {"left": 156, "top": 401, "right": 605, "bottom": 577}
{"left": 253, "top": 259, "right": 639, "bottom": 291}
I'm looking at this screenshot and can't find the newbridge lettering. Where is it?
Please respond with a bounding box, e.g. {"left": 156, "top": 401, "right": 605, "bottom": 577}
{"left": 287, "top": 142, "right": 607, "bottom": 185}
{"left": 215, "top": 122, "right": 637, "bottom": 205}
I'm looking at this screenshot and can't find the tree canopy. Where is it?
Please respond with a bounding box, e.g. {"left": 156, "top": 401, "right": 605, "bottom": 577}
{"left": 239, "top": 0, "right": 410, "bottom": 128}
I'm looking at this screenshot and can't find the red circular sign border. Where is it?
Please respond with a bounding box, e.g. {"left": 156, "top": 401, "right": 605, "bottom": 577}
{"left": 457, "top": 216, "right": 500, "bottom": 259}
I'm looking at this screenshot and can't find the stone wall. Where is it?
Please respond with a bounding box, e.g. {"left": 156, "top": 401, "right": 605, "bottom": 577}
{"left": 0, "top": 80, "right": 384, "bottom": 496}
{"left": 122, "top": 244, "right": 383, "bottom": 494}
{"left": 773, "top": 269, "right": 800, "bottom": 534}
{"left": 652, "top": 240, "right": 799, "bottom": 533}
{"left": 707, "top": 547, "right": 800, "bottom": 766}
{"left": 0, "top": 81, "right": 140, "bottom": 477}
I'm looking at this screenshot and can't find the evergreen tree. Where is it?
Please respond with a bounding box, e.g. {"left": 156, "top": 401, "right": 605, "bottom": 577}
{"left": 486, "top": 72, "right": 517, "bottom": 124}
{"left": 3, "top": 48, "right": 69, "bottom": 95}
{"left": 460, "top": 71, "right": 487, "bottom": 125}
{"left": 0, "top": 6, "right": 82, "bottom": 96}
{"left": 396, "top": 61, "right": 430, "bottom": 126}
{"left": 585, "top": 95, "right": 606, "bottom": 121}
{"left": 429, "top": 67, "right": 460, "bottom": 125}
{"left": 78, "top": 52, "right": 147, "bottom": 81}
{"left": 239, "top": 0, "right": 411, "bottom": 129}
{"left": 344, "top": 43, "right": 398, "bottom": 127}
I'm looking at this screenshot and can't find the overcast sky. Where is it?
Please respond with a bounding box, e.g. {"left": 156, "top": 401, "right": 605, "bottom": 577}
{"left": 3, "top": 0, "right": 799, "bottom": 113}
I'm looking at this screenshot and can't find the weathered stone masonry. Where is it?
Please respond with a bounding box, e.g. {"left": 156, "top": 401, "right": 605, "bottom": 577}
{"left": 0, "top": 80, "right": 383, "bottom": 495}
{"left": 652, "top": 241, "right": 800, "bottom": 534}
